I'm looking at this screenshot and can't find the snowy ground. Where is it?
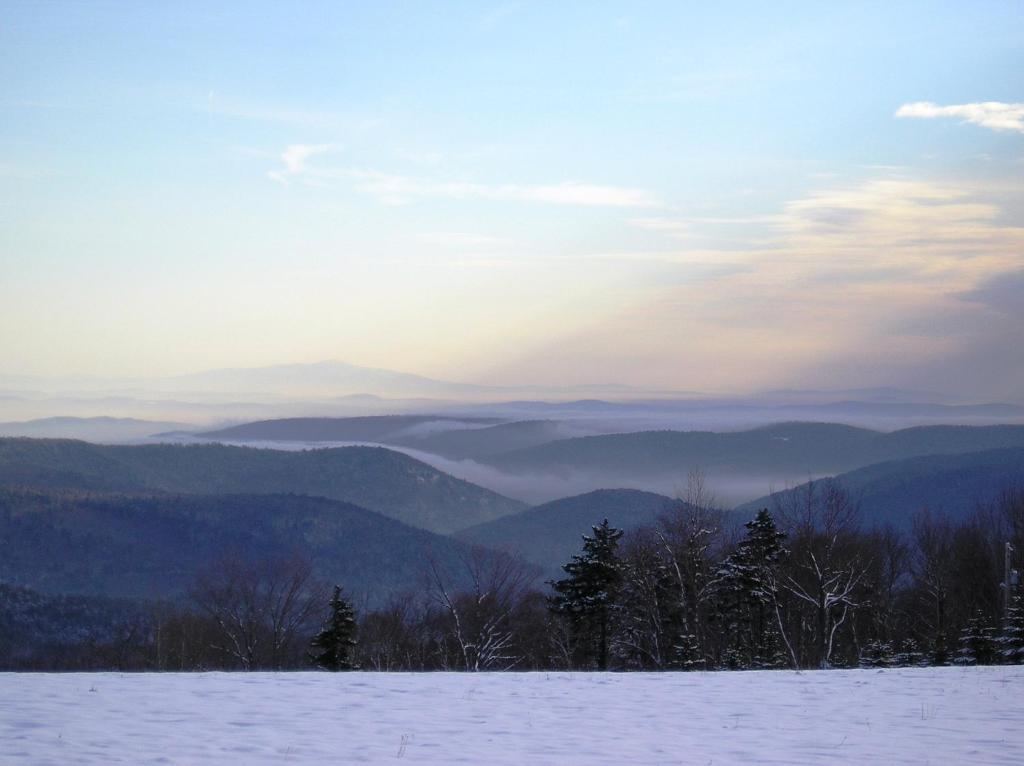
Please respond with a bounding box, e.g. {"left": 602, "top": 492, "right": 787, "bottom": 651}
{"left": 2, "top": 667, "right": 1022, "bottom": 765}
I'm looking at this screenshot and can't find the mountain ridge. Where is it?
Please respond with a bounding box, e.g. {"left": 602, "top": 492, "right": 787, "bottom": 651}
{"left": 481, "top": 423, "right": 1024, "bottom": 478}
{"left": 0, "top": 487, "right": 500, "bottom": 605}
{"left": 0, "top": 437, "right": 525, "bottom": 533}
{"left": 736, "top": 446, "right": 1024, "bottom": 528}
{"left": 457, "top": 488, "right": 681, "bottom": 575}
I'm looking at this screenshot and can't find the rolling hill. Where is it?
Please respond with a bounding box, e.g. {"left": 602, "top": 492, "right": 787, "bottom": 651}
{"left": 0, "top": 488, "right": 497, "bottom": 605}
{"left": 0, "top": 416, "right": 188, "bottom": 443}
{"left": 482, "top": 423, "right": 1024, "bottom": 478}
{"left": 736, "top": 447, "right": 1024, "bottom": 529}
{"left": 200, "top": 416, "right": 575, "bottom": 461}
{"left": 0, "top": 582, "right": 150, "bottom": 669}
{"left": 0, "top": 438, "right": 525, "bottom": 533}
{"left": 199, "top": 415, "right": 500, "bottom": 444}
{"left": 457, "top": 489, "right": 680, "bottom": 575}
{"left": 389, "top": 419, "right": 572, "bottom": 459}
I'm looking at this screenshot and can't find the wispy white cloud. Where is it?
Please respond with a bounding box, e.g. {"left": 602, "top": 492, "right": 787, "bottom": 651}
{"left": 267, "top": 144, "right": 335, "bottom": 185}
{"left": 896, "top": 101, "right": 1024, "bottom": 133}
{"left": 345, "top": 170, "right": 659, "bottom": 207}
{"left": 627, "top": 214, "right": 778, "bottom": 244}
{"left": 267, "top": 147, "right": 659, "bottom": 207}
{"left": 282, "top": 144, "right": 333, "bottom": 173}
{"left": 521, "top": 182, "right": 658, "bottom": 207}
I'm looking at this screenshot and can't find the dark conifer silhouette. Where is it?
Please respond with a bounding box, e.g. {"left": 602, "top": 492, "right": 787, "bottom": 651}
{"left": 549, "top": 519, "right": 624, "bottom": 670}
{"left": 713, "top": 509, "right": 788, "bottom": 668}
{"left": 310, "top": 586, "right": 358, "bottom": 671}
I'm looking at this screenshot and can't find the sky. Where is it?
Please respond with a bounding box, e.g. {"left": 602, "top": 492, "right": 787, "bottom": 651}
{"left": 1, "top": 1, "right": 1023, "bottom": 398}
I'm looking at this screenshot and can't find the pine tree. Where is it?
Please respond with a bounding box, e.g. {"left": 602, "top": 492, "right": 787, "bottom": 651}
{"left": 954, "top": 611, "right": 997, "bottom": 666}
{"left": 712, "top": 509, "right": 787, "bottom": 669}
{"left": 310, "top": 585, "right": 358, "bottom": 671}
{"left": 548, "top": 519, "right": 623, "bottom": 670}
{"left": 996, "top": 594, "right": 1024, "bottom": 664}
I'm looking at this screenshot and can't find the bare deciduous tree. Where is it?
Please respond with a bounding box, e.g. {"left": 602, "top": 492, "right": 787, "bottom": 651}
{"left": 191, "top": 551, "right": 327, "bottom": 670}
{"left": 653, "top": 470, "right": 727, "bottom": 666}
{"left": 615, "top": 527, "right": 679, "bottom": 669}
{"left": 911, "top": 509, "right": 955, "bottom": 660}
{"left": 425, "top": 547, "right": 535, "bottom": 671}
{"left": 775, "top": 480, "right": 871, "bottom": 668}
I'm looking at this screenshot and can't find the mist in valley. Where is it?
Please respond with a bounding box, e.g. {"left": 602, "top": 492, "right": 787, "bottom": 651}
{"left": 5, "top": 374, "right": 1023, "bottom": 510}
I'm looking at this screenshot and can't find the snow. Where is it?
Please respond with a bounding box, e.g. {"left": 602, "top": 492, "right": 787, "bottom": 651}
{"left": 2, "top": 667, "right": 1022, "bottom": 765}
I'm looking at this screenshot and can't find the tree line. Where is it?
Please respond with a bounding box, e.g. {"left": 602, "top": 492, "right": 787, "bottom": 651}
{"left": 4, "top": 479, "right": 1023, "bottom": 672}
{"left": 355, "top": 478, "right": 1024, "bottom": 672}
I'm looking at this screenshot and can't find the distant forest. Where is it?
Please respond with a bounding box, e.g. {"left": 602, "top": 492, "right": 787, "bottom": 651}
{"left": 4, "top": 477, "right": 1022, "bottom": 672}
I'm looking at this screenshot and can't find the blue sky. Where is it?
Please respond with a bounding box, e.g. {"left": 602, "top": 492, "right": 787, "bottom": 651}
{"left": 2, "top": 2, "right": 1023, "bottom": 397}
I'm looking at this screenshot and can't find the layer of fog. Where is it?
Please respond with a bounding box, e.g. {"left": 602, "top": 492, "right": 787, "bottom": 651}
{"left": 4, "top": 390, "right": 1024, "bottom": 440}
{"left": 157, "top": 434, "right": 800, "bottom": 508}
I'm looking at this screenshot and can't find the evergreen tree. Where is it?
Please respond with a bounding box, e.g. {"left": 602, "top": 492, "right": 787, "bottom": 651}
{"left": 859, "top": 639, "right": 895, "bottom": 668}
{"left": 712, "top": 509, "right": 788, "bottom": 669}
{"left": 671, "top": 629, "right": 704, "bottom": 670}
{"left": 894, "top": 637, "right": 925, "bottom": 667}
{"left": 548, "top": 519, "right": 623, "bottom": 670}
{"left": 954, "top": 611, "right": 997, "bottom": 666}
{"left": 310, "top": 585, "right": 358, "bottom": 671}
{"left": 929, "top": 630, "right": 951, "bottom": 666}
{"left": 996, "top": 594, "right": 1024, "bottom": 664}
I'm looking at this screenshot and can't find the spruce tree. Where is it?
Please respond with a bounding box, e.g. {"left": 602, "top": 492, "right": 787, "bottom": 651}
{"left": 996, "top": 594, "right": 1024, "bottom": 664}
{"left": 712, "top": 509, "right": 787, "bottom": 668}
{"left": 548, "top": 519, "right": 623, "bottom": 670}
{"left": 955, "top": 611, "right": 997, "bottom": 666}
{"left": 859, "top": 640, "right": 895, "bottom": 668}
{"left": 310, "top": 585, "right": 358, "bottom": 671}
{"left": 894, "top": 637, "right": 925, "bottom": 667}
{"left": 929, "top": 630, "right": 951, "bottom": 666}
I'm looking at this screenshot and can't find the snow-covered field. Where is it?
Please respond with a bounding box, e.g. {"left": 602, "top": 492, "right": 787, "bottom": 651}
{"left": 2, "top": 667, "right": 1022, "bottom": 765}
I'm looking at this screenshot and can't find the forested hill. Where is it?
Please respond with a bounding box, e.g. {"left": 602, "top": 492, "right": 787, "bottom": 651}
{"left": 482, "top": 423, "right": 1024, "bottom": 477}
{"left": 736, "top": 447, "right": 1024, "bottom": 529}
{"left": 198, "top": 415, "right": 500, "bottom": 443}
{"left": 0, "top": 488, "right": 490, "bottom": 604}
{"left": 0, "top": 582, "right": 149, "bottom": 669}
{"left": 0, "top": 438, "right": 525, "bottom": 533}
{"left": 457, "top": 489, "right": 681, "bottom": 575}
{"left": 389, "top": 420, "right": 569, "bottom": 460}
{"left": 200, "top": 416, "right": 570, "bottom": 461}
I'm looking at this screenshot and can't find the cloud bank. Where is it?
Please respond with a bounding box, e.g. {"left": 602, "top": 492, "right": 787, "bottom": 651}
{"left": 896, "top": 102, "right": 1024, "bottom": 133}
{"left": 488, "top": 174, "right": 1024, "bottom": 399}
